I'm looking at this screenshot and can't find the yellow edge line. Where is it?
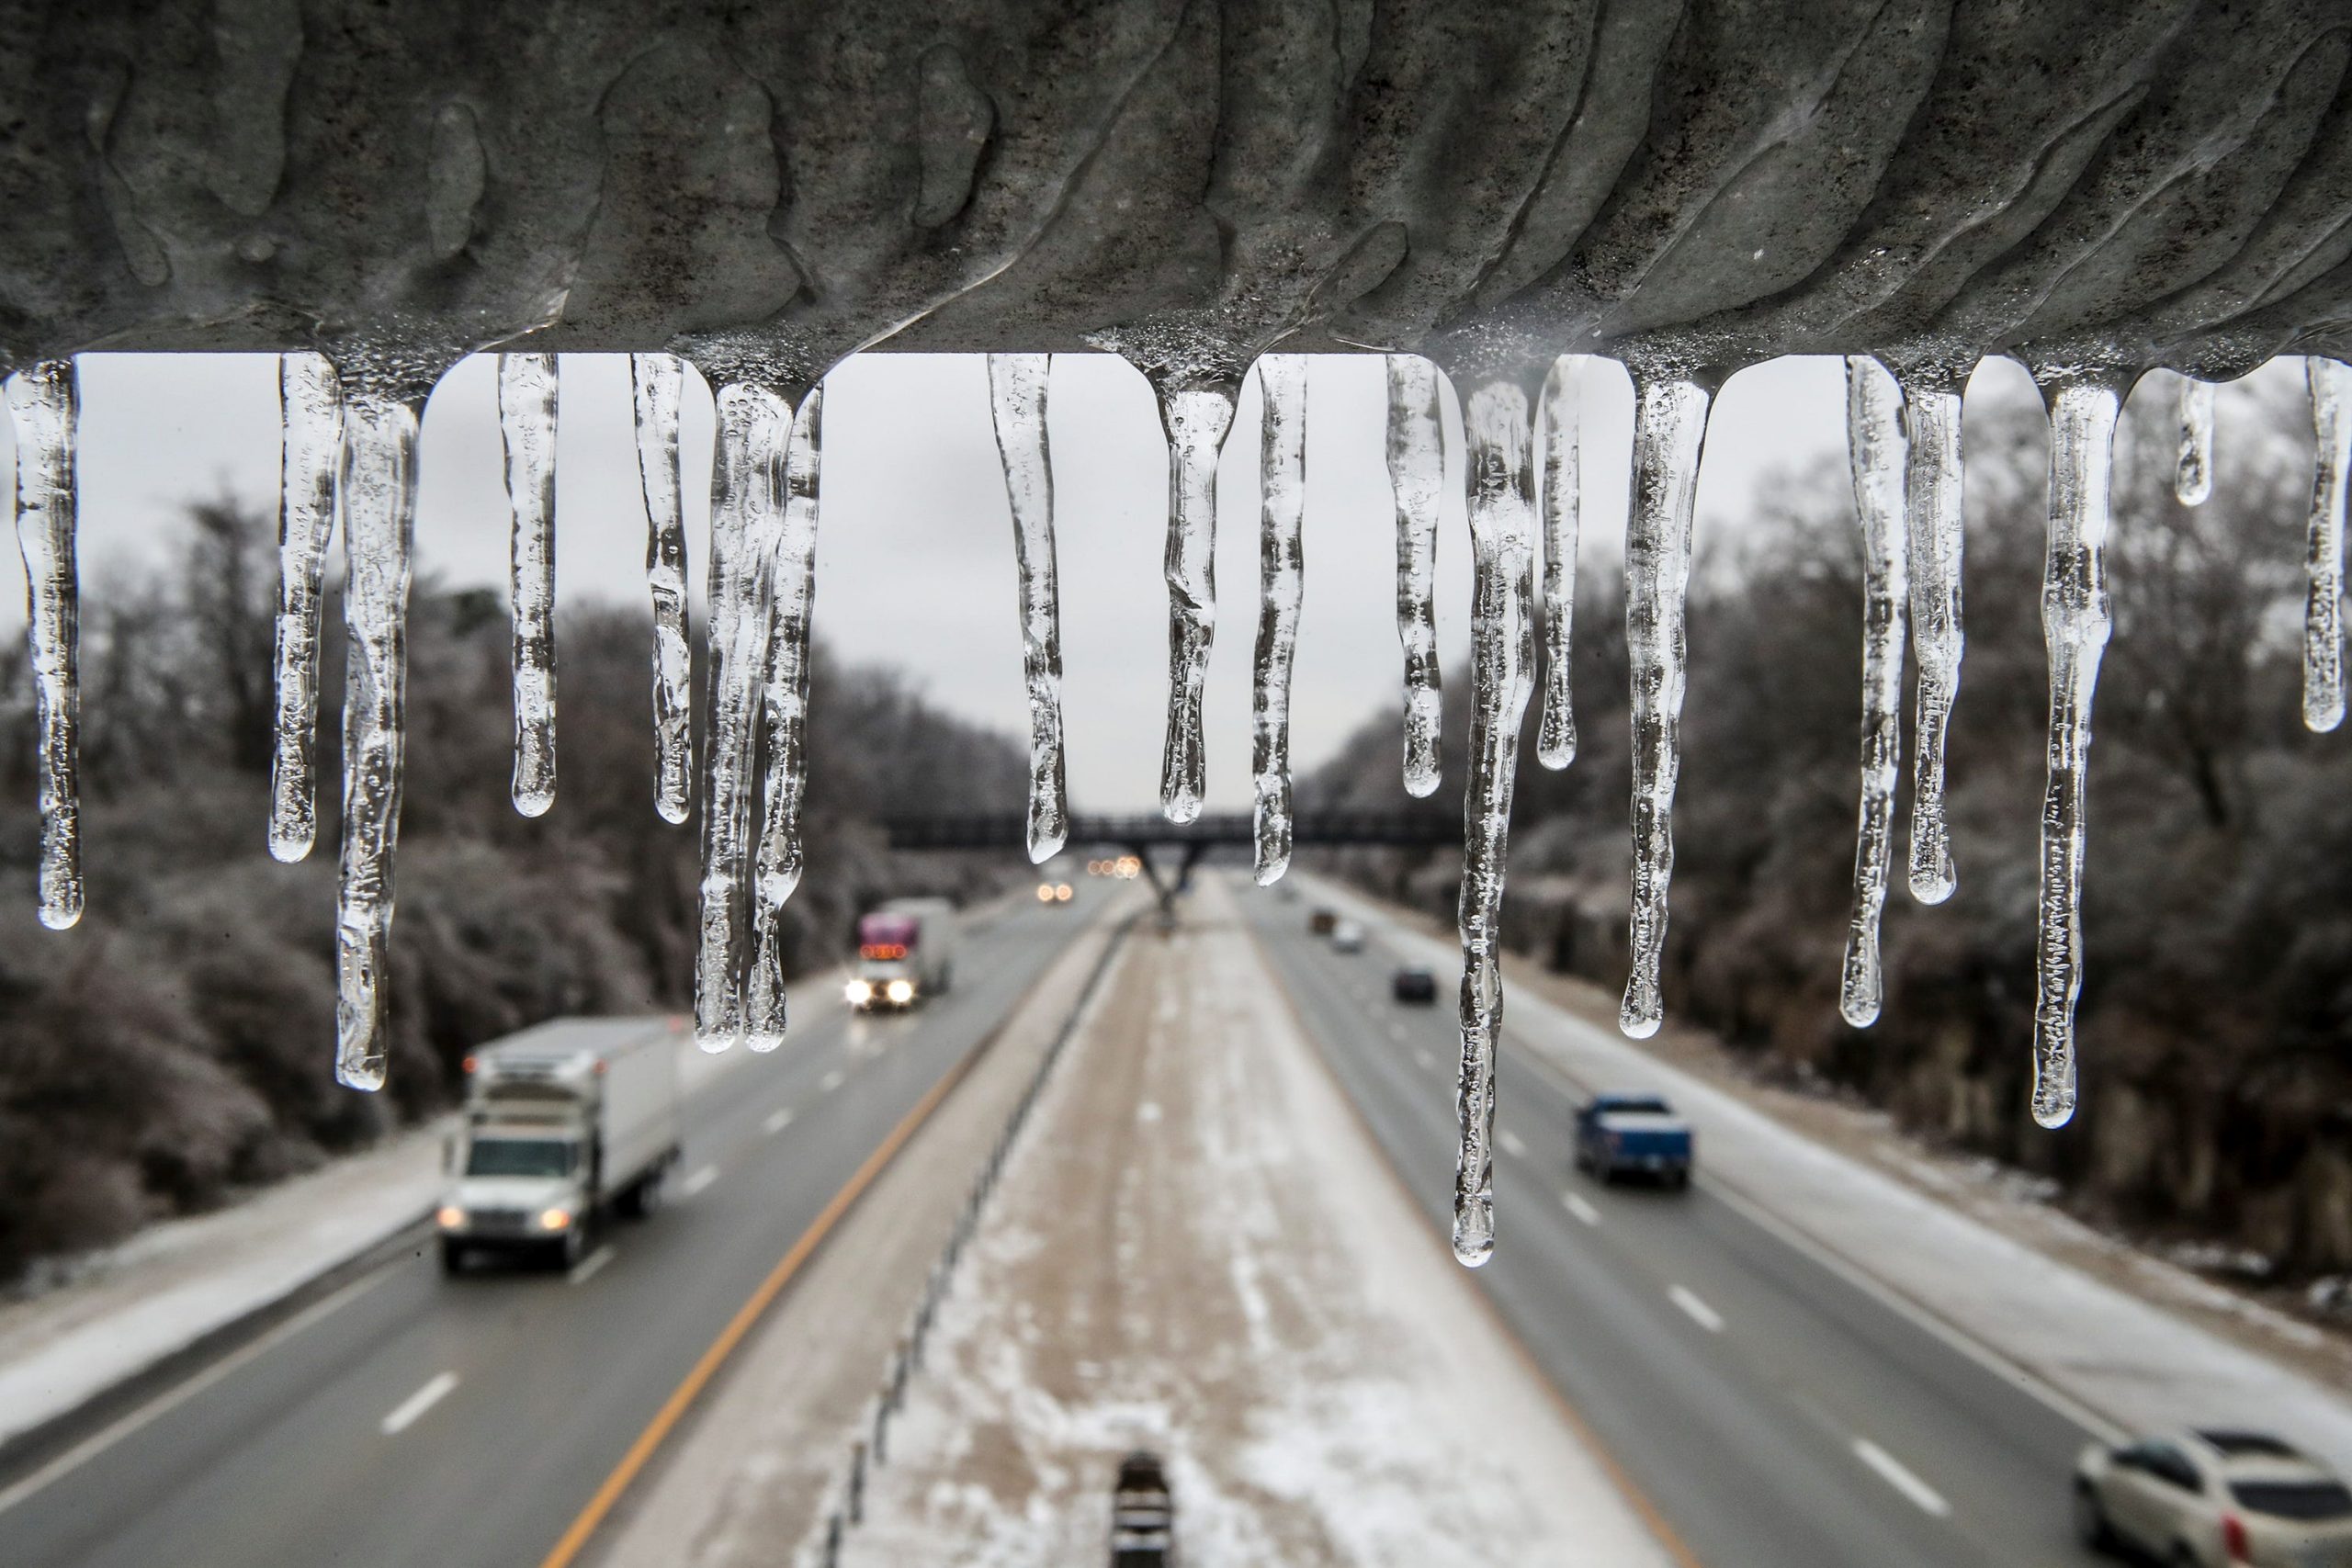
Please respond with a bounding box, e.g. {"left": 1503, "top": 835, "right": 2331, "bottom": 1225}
{"left": 537, "top": 1034, "right": 992, "bottom": 1568}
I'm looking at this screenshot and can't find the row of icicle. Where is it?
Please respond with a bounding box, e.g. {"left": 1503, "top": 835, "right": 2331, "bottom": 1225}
{"left": 5, "top": 349, "right": 2347, "bottom": 1263}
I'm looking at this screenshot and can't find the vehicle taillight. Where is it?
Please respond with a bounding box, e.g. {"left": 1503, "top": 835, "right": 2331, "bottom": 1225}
{"left": 2221, "top": 1513, "right": 2250, "bottom": 1563}
{"left": 461, "top": 1055, "right": 476, "bottom": 1075}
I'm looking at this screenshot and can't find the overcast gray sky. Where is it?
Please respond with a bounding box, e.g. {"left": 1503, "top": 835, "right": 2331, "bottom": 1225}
{"left": 0, "top": 349, "right": 2115, "bottom": 812}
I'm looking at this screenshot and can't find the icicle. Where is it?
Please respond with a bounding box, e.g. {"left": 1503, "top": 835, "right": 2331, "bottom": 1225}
{"left": 334, "top": 391, "right": 422, "bottom": 1090}
{"left": 744, "top": 387, "right": 824, "bottom": 1054}
{"left": 630, "top": 354, "right": 694, "bottom": 825}
{"left": 2303, "top": 357, "right": 2348, "bottom": 733}
{"left": 986, "top": 353, "right": 1069, "bottom": 864}
{"left": 1453, "top": 379, "right": 1539, "bottom": 1269}
{"left": 2029, "top": 372, "right": 2122, "bottom": 1130}
{"left": 1897, "top": 367, "right": 1966, "bottom": 905}
{"left": 1839, "top": 356, "right": 1908, "bottom": 1028}
{"left": 7, "top": 360, "right": 81, "bottom": 930}
{"left": 1251, "top": 355, "right": 1308, "bottom": 886}
{"left": 267, "top": 354, "right": 344, "bottom": 862}
{"left": 1154, "top": 378, "right": 1238, "bottom": 823}
{"left": 1537, "top": 356, "right": 1581, "bottom": 770}
{"left": 1619, "top": 373, "right": 1713, "bottom": 1043}
{"left": 2175, "top": 375, "right": 2214, "bottom": 508}
{"left": 1385, "top": 355, "right": 1446, "bottom": 797}
{"left": 499, "top": 352, "right": 559, "bottom": 818}
{"left": 695, "top": 383, "right": 793, "bottom": 1053}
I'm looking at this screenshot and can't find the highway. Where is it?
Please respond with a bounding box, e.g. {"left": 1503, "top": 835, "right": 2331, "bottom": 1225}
{"left": 1240, "top": 880, "right": 2111, "bottom": 1568}
{"left": 0, "top": 886, "right": 1106, "bottom": 1568}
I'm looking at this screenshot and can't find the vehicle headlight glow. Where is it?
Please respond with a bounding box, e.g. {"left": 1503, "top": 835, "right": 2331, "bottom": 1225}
{"left": 1037, "top": 884, "right": 1055, "bottom": 901}
{"left": 1055, "top": 884, "right": 1073, "bottom": 901}
{"left": 886, "top": 978, "right": 914, "bottom": 1004}
{"left": 846, "top": 978, "right": 874, "bottom": 1005}
{"left": 435, "top": 1205, "right": 466, "bottom": 1230}
{"left": 538, "top": 1207, "right": 573, "bottom": 1232}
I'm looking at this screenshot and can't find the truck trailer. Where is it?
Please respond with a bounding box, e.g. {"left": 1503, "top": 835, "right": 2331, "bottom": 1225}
{"left": 846, "top": 897, "right": 959, "bottom": 1011}
{"left": 435, "top": 1017, "right": 685, "bottom": 1271}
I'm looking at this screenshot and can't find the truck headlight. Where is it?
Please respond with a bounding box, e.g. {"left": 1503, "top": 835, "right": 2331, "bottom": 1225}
{"left": 435, "top": 1205, "right": 467, "bottom": 1230}
{"left": 538, "top": 1207, "right": 573, "bottom": 1232}
{"left": 886, "top": 978, "right": 914, "bottom": 1004}
{"left": 846, "top": 978, "right": 874, "bottom": 1006}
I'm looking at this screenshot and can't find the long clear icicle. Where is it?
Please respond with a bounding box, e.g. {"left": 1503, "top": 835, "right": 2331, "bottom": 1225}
{"left": 1453, "top": 380, "right": 1539, "bottom": 1268}
{"left": 2175, "top": 375, "right": 2214, "bottom": 508}
{"left": 695, "top": 383, "right": 792, "bottom": 1053}
{"left": 1537, "top": 356, "right": 1581, "bottom": 770}
{"left": 1385, "top": 355, "right": 1446, "bottom": 797}
{"left": 1898, "top": 368, "right": 1966, "bottom": 905}
{"left": 1251, "top": 355, "right": 1308, "bottom": 886}
{"left": 1619, "top": 374, "right": 1713, "bottom": 1042}
{"left": 987, "top": 354, "right": 1069, "bottom": 864}
{"left": 631, "top": 354, "right": 695, "bottom": 824}
{"left": 1839, "top": 357, "right": 1908, "bottom": 1028}
{"left": 1155, "top": 379, "right": 1238, "bottom": 823}
{"left": 2303, "top": 357, "right": 2349, "bottom": 733}
{"left": 268, "top": 354, "right": 344, "bottom": 862}
{"left": 2029, "top": 374, "right": 2122, "bottom": 1130}
{"left": 7, "top": 360, "right": 81, "bottom": 930}
{"left": 499, "top": 353, "right": 559, "bottom": 818}
{"left": 744, "top": 388, "right": 825, "bottom": 1054}
{"left": 334, "top": 392, "right": 422, "bottom": 1090}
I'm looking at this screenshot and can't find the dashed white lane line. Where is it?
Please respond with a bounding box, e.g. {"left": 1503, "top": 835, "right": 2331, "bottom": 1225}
{"left": 763, "top": 1107, "right": 795, "bottom": 1135}
{"left": 1668, "top": 1284, "right": 1725, "bottom": 1334}
{"left": 1413, "top": 1048, "right": 1439, "bottom": 1072}
{"left": 1498, "top": 1130, "right": 1529, "bottom": 1159}
{"left": 1853, "top": 1438, "right": 1951, "bottom": 1517}
{"left": 1561, "top": 1191, "right": 1601, "bottom": 1225}
{"left": 379, "top": 1371, "right": 458, "bottom": 1436}
{"left": 567, "top": 1246, "right": 616, "bottom": 1287}
{"left": 680, "top": 1165, "right": 719, "bottom": 1199}
{"left": 820, "top": 1068, "right": 845, "bottom": 1093}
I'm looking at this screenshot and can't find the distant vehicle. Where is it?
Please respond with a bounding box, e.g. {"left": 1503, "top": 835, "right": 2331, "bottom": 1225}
{"left": 437, "top": 1018, "right": 684, "bottom": 1271}
{"left": 1391, "top": 966, "right": 1438, "bottom": 1004}
{"left": 1308, "top": 907, "right": 1338, "bottom": 935}
{"left": 1329, "top": 919, "right": 1367, "bottom": 953}
{"left": 848, "top": 897, "right": 959, "bottom": 1010}
{"left": 1110, "top": 1450, "right": 1175, "bottom": 1567}
{"left": 2075, "top": 1429, "right": 2352, "bottom": 1566}
{"left": 1036, "top": 880, "right": 1074, "bottom": 904}
{"left": 1573, "top": 1093, "right": 1694, "bottom": 1187}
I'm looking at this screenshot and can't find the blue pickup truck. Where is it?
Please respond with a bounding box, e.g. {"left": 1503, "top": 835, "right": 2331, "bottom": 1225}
{"left": 1573, "top": 1093, "right": 1695, "bottom": 1188}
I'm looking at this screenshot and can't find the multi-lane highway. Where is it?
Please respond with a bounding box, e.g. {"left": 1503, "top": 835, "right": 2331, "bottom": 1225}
{"left": 1242, "top": 880, "right": 2111, "bottom": 1568}
{"left": 0, "top": 886, "right": 1107, "bottom": 1568}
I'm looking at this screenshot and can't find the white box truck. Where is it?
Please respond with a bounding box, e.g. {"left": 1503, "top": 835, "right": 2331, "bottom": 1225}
{"left": 845, "top": 897, "right": 959, "bottom": 1010}
{"left": 435, "top": 1017, "right": 684, "bottom": 1271}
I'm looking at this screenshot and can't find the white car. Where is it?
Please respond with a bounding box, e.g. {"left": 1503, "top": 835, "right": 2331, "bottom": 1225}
{"left": 1329, "top": 919, "right": 1366, "bottom": 953}
{"left": 2075, "top": 1429, "right": 2352, "bottom": 1566}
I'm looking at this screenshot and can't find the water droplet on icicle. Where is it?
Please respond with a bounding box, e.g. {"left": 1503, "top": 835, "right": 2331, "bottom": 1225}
{"left": 1453, "top": 378, "right": 1539, "bottom": 1268}
{"left": 1897, "top": 366, "right": 1967, "bottom": 905}
{"left": 986, "top": 353, "right": 1069, "bottom": 864}
{"left": 631, "top": 354, "right": 695, "bottom": 825}
{"left": 6, "top": 360, "right": 83, "bottom": 930}
{"left": 268, "top": 353, "right": 343, "bottom": 862}
{"left": 1839, "top": 356, "right": 1908, "bottom": 1028}
{"left": 695, "top": 382, "right": 793, "bottom": 1054}
{"left": 744, "top": 387, "right": 824, "bottom": 1054}
{"left": 1537, "top": 356, "right": 1581, "bottom": 771}
{"left": 1619, "top": 372, "right": 1714, "bottom": 1043}
{"left": 2175, "top": 374, "right": 2214, "bottom": 508}
{"left": 335, "top": 389, "right": 424, "bottom": 1090}
{"left": 2302, "top": 357, "right": 2348, "bottom": 733}
{"left": 1152, "top": 378, "right": 1237, "bottom": 824}
{"left": 1385, "top": 355, "right": 1446, "bottom": 797}
{"left": 498, "top": 352, "right": 559, "bottom": 818}
{"left": 2028, "top": 370, "right": 2123, "bottom": 1131}
{"left": 1250, "top": 355, "right": 1308, "bottom": 886}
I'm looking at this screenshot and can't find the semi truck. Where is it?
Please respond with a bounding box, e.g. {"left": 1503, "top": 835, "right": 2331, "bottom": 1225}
{"left": 846, "top": 897, "right": 959, "bottom": 1011}
{"left": 435, "top": 1017, "right": 684, "bottom": 1271}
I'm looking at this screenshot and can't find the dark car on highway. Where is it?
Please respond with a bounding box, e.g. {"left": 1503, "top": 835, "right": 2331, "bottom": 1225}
{"left": 1391, "top": 966, "right": 1438, "bottom": 1004}
{"left": 1573, "top": 1093, "right": 1694, "bottom": 1188}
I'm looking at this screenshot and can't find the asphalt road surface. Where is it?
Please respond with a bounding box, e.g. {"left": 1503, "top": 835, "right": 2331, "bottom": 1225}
{"left": 0, "top": 886, "right": 1106, "bottom": 1568}
{"left": 1241, "top": 880, "right": 2113, "bottom": 1568}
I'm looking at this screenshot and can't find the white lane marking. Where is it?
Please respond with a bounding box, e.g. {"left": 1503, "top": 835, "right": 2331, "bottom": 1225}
{"left": 1668, "top": 1285, "right": 1725, "bottom": 1334}
{"left": 0, "top": 1268, "right": 396, "bottom": 1516}
{"left": 1852, "top": 1438, "right": 1951, "bottom": 1517}
{"left": 1413, "top": 1048, "right": 1439, "bottom": 1073}
{"left": 1498, "top": 1130, "right": 1529, "bottom": 1159}
{"left": 1561, "top": 1191, "right": 1601, "bottom": 1226}
{"left": 567, "top": 1246, "right": 616, "bottom": 1286}
{"left": 1387, "top": 1021, "right": 1407, "bottom": 1039}
{"left": 680, "top": 1165, "right": 719, "bottom": 1198}
{"left": 763, "top": 1107, "right": 795, "bottom": 1135}
{"left": 379, "top": 1371, "right": 459, "bottom": 1436}
{"left": 820, "top": 1068, "right": 845, "bottom": 1093}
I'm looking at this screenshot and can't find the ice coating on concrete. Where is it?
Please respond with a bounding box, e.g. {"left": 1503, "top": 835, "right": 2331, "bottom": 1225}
{"left": 1250, "top": 355, "right": 1308, "bottom": 886}
{"left": 2175, "top": 375, "right": 2214, "bottom": 508}
{"left": 1154, "top": 381, "right": 1237, "bottom": 825}
{"left": 267, "top": 353, "right": 343, "bottom": 862}
{"left": 630, "top": 354, "right": 694, "bottom": 826}
{"left": 1898, "top": 369, "right": 1967, "bottom": 906}
{"left": 1453, "top": 380, "right": 1539, "bottom": 1268}
{"left": 2029, "top": 373, "right": 2121, "bottom": 1131}
{"left": 1839, "top": 357, "right": 1909, "bottom": 1029}
{"left": 986, "top": 353, "right": 1068, "bottom": 865}
{"left": 498, "top": 352, "right": 560, "bottom": 818}
{"left": 1536, "top": 356, "right": 1581, "bottom": 772}
{"left": 1385, "top": 355, "right": 1446, "bottom": 798}
{"left": 1619, "top": 374, "right": 1713, "bottom": 1043}
{"left": 2304, "top": 357, "right": 2348, "bottom": 734}
{"left": 7, "top": 360, "right": 82, "bottom": 930}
